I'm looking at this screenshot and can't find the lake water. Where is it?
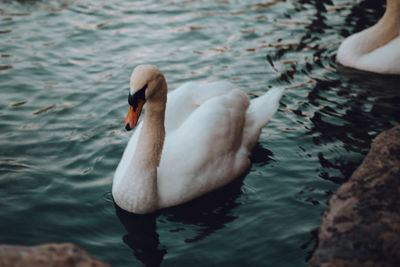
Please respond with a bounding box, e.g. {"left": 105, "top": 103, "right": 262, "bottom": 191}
{"left": 1, "top": 0, "right": 399, "bottom": 266}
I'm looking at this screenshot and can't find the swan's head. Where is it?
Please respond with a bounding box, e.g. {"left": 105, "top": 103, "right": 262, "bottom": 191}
{"left": 124, "top": 64, "right": 165, "bottom": 131}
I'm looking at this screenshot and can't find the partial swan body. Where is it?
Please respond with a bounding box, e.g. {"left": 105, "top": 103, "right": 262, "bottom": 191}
{"left": 337, "top": 0, "right": 400, "bottom": 74}
{"left": 112, "top": 65, "right": 284, "bottom": 214}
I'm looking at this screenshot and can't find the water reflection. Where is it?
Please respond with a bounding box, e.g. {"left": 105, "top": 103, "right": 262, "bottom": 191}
{"left": 161, "top": 176, "right": 244, "bottom": 243}
{"left": 304, "top": 66, "right": 400, "bottom": 186}
{"left": 337, "top": 66, "right": 400, "bottom": 127}
{"left": 115, "top": 205, "right": 166, "bottom": 267}
{"left": 114, "top": 174, "right": 245, "bottom": 266}
{"left": 250, "top": 143, "right": 274, "bottom": 166}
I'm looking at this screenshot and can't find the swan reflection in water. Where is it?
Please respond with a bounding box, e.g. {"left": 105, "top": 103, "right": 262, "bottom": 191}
{"left": 115, "top": 206, "right": 166, "bottom": 266}
{"left": 114, "top": 145, "right": 274, "bottom": 266}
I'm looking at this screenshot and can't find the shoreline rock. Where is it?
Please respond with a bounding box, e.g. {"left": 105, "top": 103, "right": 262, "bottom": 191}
{"left": 310, "top": 125, "right": 400, "bottom": 266}
{"left": 0, "top": 243, "right": 111, "bottom": 267}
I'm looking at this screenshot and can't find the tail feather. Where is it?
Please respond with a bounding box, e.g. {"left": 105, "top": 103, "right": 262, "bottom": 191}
{"left": 243, "top": 87, "right": 284, "bottom": 150}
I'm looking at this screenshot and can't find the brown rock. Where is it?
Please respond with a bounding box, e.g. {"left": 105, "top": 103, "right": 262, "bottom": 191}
{"left": 0, "top": 243, "right": 111, "bottom": 267}
{"left": 311, "top": 125, "right": 400, "bottom": 267}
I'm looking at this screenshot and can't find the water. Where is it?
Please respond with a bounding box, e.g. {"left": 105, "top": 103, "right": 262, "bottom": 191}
{"left": 1, "top": 0, "right": 399, "bottom": 266}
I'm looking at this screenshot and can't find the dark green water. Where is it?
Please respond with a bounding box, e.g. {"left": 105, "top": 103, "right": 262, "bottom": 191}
{"left": 1, "top": 0, "right": 399, "bottom": 266}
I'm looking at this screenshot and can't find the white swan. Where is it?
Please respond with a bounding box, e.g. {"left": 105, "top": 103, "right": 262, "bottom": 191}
{"left": 112, "top": 65, "right": 284, "bottom": 214}
{"left": 337, "top": 0, "right": 400, "bottom": 74}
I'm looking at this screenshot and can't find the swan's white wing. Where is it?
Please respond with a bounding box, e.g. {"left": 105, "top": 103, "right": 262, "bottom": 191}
{"left": 157, "top": 89, "right": 250, "bottom": 208}
{"left": 164, "top": 81, "right": 233, "bottom": 132}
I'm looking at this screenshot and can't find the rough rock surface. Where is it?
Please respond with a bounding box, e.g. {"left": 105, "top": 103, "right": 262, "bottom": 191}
{"left": 311, "top": 125, "right": 400, "bottom": 267}
{"left": 0, "top": 243, "right": 111, "bottom": 267}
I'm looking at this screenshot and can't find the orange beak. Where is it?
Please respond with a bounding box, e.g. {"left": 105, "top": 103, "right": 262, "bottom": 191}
{"left": 124, "top": 98, "right": 145, "bottom": 131}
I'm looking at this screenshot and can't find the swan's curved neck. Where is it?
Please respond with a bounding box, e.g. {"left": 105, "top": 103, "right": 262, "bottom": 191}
{"left": 135, "top": 90, "right": 167, "bottom": 168}
{"left": 386, "top": 0, "right": 400, "bottom": 15}
{"left": 127, "top": 76, "right": 167, "bottom": 213}
{"left": 381, "top": 0, "right": 400, "bottom": 32}
{"left": 360, "top": 0, "right": 400, "bottom": 53}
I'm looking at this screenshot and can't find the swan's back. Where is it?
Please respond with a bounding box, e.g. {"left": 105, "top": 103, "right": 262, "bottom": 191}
{"left": 165, "top": 81, "right": 233, "bottom": 132}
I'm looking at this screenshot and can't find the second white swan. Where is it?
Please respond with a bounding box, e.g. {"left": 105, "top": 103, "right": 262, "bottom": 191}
{"left": 112, "top": 65, "right": 284, "bottom": 214}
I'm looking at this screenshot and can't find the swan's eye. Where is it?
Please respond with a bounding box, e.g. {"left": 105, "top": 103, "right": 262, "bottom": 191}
{"left": 128, "top": 83, "right": 147, "bottom": 111}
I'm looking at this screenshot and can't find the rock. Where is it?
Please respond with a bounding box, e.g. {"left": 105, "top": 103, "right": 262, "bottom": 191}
{"left": 0, "top": 243, "right": 111, "bottom": 267}
{"left": 311, "top": 125, "right": 400, "bottom": 267}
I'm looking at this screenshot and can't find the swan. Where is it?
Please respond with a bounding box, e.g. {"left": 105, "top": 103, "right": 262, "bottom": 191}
{"left": 112, "top": 65, "right": 284, "bottom": 214}
{"left": 336, "top": 0, "right": 400, "bottom": 74}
